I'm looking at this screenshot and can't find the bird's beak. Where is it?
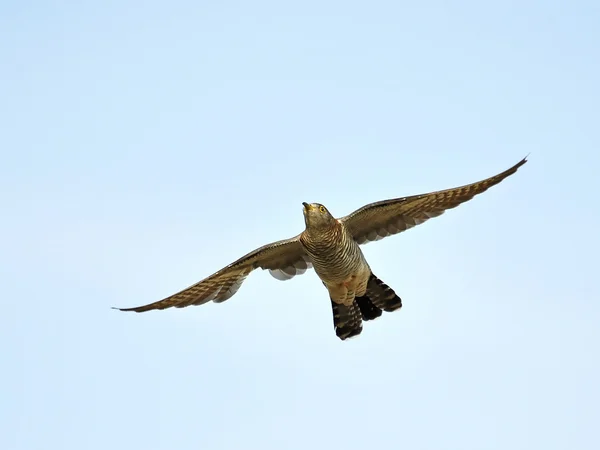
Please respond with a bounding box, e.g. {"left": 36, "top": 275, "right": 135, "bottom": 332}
{"left": 302, "top": 202, "right": 310, "bottom": 210}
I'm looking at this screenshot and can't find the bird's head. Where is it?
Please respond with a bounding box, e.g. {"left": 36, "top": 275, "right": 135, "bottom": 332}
{"left": 302, "top": 202, "right": 336, "bottom": 229}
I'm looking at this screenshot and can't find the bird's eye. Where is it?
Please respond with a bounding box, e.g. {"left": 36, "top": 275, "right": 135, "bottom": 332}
{"left": 319, "top": 206, "right": 326, "bottom": 213}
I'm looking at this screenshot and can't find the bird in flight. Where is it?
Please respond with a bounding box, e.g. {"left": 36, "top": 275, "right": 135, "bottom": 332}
{"left": 116, "top": 157, "right": 527, "bottom": 340}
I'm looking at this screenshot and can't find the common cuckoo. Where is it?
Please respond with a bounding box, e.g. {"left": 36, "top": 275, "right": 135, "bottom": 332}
{"left": 116, "top": 157, "right": 527, "bottom": 340}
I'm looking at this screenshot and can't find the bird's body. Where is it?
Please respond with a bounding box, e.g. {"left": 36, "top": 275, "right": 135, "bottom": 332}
{"left": 300, "top": 216, "right": 370, "bottom": 305}
{"left": 297, "top": 208, "right": 402, "bottom": 338}
{"left": 116, "top": 157, "right": 528, "bottom": 340}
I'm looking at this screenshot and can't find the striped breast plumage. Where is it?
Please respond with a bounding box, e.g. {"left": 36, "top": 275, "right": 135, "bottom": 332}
{"left": 300, "top": 221, "right": 371, "bottom": 305}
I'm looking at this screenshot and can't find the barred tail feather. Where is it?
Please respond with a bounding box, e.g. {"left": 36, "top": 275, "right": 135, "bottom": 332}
{"left": 364, "top": 273, "right": 402, "bottom": 312}
{"left": 355, "top": 296, "right": 383, "bottom": 321}
{"left": 331, "top": 300, "right": 363, "bottom": 340}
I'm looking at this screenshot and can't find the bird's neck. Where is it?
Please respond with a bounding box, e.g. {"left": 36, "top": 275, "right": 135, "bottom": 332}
{"left": 301, "top": 220, "right": 344, "bottom": 245}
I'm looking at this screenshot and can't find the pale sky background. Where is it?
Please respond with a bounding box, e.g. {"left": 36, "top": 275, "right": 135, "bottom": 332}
{"left": 1, "top": 1, "right": 599, "bottom": 449}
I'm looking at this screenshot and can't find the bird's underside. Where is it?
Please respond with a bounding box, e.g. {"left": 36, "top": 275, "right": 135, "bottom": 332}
{"left": 115, "top": 157, "right": 528, "bottom": 340}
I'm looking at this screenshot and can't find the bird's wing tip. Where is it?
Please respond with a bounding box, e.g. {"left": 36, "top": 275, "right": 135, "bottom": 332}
{"left": 511, "top": 155, "right": 529, "bottom": 171}
{"left": 112, "top": 306, "right": 137, "bottom": 312}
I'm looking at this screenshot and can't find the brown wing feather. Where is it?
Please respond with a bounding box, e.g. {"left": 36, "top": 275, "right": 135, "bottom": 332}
{"left": 341, "top": 157, "right": 527, "bottom": 245}
{"left": 115, "top": 235, "right": 307, "bottom": 312}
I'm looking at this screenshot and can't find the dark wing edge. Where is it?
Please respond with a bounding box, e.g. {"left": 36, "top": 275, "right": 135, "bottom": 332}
{"left": 114, "top": 235, "right": 308, "bottom": 313}
{"left": 341, "top": 156, "right": 528, "bottom": 245}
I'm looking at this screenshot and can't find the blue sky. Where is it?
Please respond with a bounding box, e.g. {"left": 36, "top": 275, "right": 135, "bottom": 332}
{"left": 1, "top": 1, "right": 599, "bottom": 449}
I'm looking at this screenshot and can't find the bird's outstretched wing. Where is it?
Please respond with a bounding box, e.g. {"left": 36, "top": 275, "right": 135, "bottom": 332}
{"left": 341, "top": 157, "right": 527, "bottom": 245}
{"left": 115, "top": 236, "right": 309, "bottom": 312}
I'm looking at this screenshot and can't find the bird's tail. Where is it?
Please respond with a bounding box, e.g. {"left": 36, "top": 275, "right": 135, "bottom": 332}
{"left": 365, "top": 273, "right": 403, "bottom": 312}
{"left": 331, "top": 273, "right": 402, "bottom": 340}
{"left": 355, "top": 273, "right": 402, "bottom": 317}
{"left": 331, "top": 301, "right": 363, "bottom": 340}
